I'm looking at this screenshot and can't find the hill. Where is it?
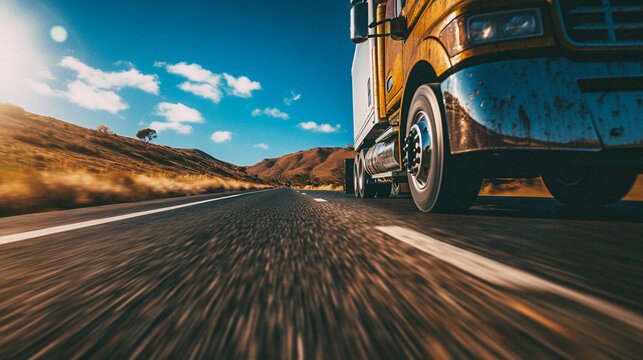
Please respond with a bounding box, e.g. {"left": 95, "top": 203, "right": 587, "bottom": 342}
{"left": 0, "top": 104, "right": 266, "bottom": 216}
{"left": 0, "top": 104, "right": 257, "bottom": 180}
{"left": 246, "top": 147, "right": 355, "bottom": 186}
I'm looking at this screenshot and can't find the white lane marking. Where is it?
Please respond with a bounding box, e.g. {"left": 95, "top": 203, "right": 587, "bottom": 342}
{"left": 314, "top": 198, "right": 327, "bottom": 202}
{"left": 301, "top": 193, "right": 307, "bottom": 195}
{"left": 377, "top": 225, "right": 643, "bottom": 330}
{"left": 0, "top": 189, "right": 276, "bottom": 245}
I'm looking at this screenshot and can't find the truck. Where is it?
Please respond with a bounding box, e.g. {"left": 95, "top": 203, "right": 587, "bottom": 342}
{"left": 346, "top": 0, "right": 643, "bottom": 212}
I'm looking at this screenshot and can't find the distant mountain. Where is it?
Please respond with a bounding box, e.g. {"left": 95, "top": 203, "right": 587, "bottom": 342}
{"left": 0, "top": 103, "right": 258, "bottom": 183}
{"left": 246, "top": 147, "right": 355, "bottom": 185}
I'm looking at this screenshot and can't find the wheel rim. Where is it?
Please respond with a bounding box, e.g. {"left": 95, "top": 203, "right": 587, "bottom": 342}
{"left": 404, "top": 111, "right": 432, "bottom": 190}
{"left": 358, "top": 156, "right": 367, "bottom": 197}
{"left": 353, "top": 158, "right": 359, "bottom": 196}
{"left": 354, "top": 156, "right": 361, "bottom": 197}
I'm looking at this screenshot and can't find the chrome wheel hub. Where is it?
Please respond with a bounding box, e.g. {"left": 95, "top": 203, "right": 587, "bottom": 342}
{"left": 403, "top": 114, "right": 431, "bottom": 188}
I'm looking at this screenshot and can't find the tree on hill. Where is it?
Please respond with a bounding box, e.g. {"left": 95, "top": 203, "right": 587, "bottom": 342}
{"left": 136, "top": 128, "right": 157, "bottom": 143}
{"left": 96, "top": 124, "right": 115, "bottom": 135}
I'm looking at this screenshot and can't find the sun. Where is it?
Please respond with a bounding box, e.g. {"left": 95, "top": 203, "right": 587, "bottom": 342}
{"left": 50, "top": 25, "right": 68, "bottom": 42}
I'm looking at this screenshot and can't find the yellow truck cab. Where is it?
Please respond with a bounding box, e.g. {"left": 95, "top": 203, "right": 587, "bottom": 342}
{"left": 347, "top": 0, "right": 643, "bottom": 212}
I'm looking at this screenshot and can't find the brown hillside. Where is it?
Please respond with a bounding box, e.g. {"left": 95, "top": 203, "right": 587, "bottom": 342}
{"left": 246, "top": 147, "right": 355, "bottom": 185}
{"left": 0, "top": 104, "right": 267, "bottom": 216}
{"left": 0, "top": 103, "right": 257, "bottom": 182}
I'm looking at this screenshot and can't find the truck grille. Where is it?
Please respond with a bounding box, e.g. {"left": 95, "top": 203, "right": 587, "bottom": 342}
{"left": 557, "top": 0, "right": 643, "bottom": 45}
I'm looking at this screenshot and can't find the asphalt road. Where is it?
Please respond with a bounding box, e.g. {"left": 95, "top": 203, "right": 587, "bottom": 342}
{"left": 0, "top": 188, "right": 641, "bottom": 359}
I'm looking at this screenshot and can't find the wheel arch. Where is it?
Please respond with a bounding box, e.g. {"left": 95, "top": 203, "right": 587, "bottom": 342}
{"left": 399, "top": 61, "right": 438, "bottom": 165}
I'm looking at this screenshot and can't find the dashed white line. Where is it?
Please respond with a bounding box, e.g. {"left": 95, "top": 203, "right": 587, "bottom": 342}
{"left": 377, "top": 225, "right": 643, "bottom": 330}
{"left": 0, "top": 189, "right": 276, "bottom": 246}
{"left": 313, "top": 198, "right": 327, "bottom": 202}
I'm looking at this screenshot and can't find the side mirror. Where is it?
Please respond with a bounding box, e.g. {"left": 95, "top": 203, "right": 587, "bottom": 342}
{"left": 351, "top": 2, "right": 369, "bottom": 44}
{"left": 390, "top": 16, "right": 408, "bottom": 41}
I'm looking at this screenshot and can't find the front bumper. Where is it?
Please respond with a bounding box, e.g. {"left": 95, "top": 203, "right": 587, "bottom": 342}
{"left": 440, "top": 57, "right": 643, "bottom": 154}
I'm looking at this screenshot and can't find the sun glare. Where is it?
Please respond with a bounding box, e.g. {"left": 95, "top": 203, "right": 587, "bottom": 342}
{"left": 50, "top": 25, "right": 67, "bottom": 42}
{"left": 0, "top": 1, "right": 50, "bottom": 107}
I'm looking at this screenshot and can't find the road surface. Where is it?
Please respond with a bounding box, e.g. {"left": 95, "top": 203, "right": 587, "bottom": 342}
{"left": 0, "top": 188, "right": 641, "bottom": 359}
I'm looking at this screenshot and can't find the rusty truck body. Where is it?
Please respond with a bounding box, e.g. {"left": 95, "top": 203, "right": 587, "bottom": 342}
{"left": 347, "top": 0, "right": 643, "bottom": 212}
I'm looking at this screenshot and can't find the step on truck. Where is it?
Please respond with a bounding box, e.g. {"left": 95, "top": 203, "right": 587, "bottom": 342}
{"left": 345, "top": 0, "right": 643, "bottom": 212}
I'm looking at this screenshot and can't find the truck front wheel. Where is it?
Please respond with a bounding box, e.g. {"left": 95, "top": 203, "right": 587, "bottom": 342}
{"left": 404, "top": 84, "right": 481, "bottom": 212}
{"left": 542, "top": 167, "right": 637, "bottom": 207}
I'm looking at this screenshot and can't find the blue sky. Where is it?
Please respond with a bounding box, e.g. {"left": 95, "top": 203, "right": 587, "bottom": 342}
{"left": 0, "top": 0, "right": 355, "bottom": 165}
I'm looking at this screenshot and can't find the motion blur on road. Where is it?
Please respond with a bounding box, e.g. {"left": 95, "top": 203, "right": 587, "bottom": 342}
{"left": 0, "top": 188, "right": 641, "bottom": 359}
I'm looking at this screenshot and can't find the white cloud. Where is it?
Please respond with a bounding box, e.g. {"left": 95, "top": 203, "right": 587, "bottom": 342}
{"left": 284, "top": 91, "right": 301, "bottom": 105}
{"left": 163, "top": 62, "right": 221, "bottom": 85}
{"left": 298, "top": 121, "right": 318, "bottom": 130}
{"left": 223, "top": 73, "right": 261, "bottom": 98}
{"left": 60, "top": 56, "right": 159, "bottom": 94}
{"left": 150, "top": 121, "right": 193, "bottom": 135}
{"left": 253, "top": 142, "right": 269, "bottom": 150}
{"left": 298, "top": 121, "right": 341, "bottom": 133}
{"left": 65, "top": 80, "right": 129, "bottom": 113}
{"left": 251, "top": 107, "right": 289, "bottom": 120}
{"left": 114, "top": 60, "right": 135, "bottom": 68}
{"left": 36, "top": 67, "right": 56, "bottom": 80}
{"left": 154, "top": 102, "right": 204, "bottom": 123}
{"left": 157, "top": 61, "right": 260, "bottom": 102}
{"left": 318, "top": 123, "right": 341, "bottom": 133}
{"left": 211, "top": 131, "right": 232, "bottom": 143}
{"left": 151, "top": 102, "right": 204, "bottom": 135}
{"left": 30, "top": 80, "right": 61, "bottom": 97}
{"left": 178, "top": 81, "right": 222, "bottom": 103}
{"left": 31, "top": 79, "right": 129, "bottom": 114}
{"left": 33, "top": 57, "right": 159, "bottom": 114}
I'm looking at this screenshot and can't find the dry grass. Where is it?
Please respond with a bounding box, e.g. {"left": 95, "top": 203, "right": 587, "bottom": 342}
{"left": 479, "top": 176, "right": 643, "bottom": 201}
{"left": 479, "top": 178, "right": 552, "bottom": 198}
{"left": 0, "top": 170, "right": 268, "bottom": 217}
{"left": 623, "top": 175, "right": 643, "bottom": 201}
{"left": 0, "top": 104, "right": 271, "bottom": 217}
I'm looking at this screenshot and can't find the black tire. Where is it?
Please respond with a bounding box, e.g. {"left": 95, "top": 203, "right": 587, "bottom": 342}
{"left": 356, "top": 150, "right": 376, "bottom": 198}
{"left": 404, "top": 84, "right": 481, "bottom": 212}
{"left": 344, "top": 158, "right": 355, "bottom": 194}
{"left": 542, "top": 167, "right": 637, "bottom": 207}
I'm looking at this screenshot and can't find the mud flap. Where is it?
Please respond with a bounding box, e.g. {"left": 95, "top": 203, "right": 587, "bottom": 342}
{"left": 344, "top": 158, "right": 355, "bottom": 194}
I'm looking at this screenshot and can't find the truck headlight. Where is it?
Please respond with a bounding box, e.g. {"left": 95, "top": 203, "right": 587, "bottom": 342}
{"left": 440, "top": 8, "right": 543, "bottom": 56}
{"left": 503, "top": 13, "right": 539, "bottom": 37}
